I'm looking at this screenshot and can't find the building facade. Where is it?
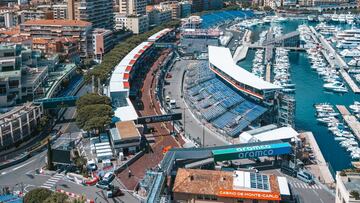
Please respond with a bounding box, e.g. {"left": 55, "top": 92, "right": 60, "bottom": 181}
{"left": 336, "top": 171, "right": 360, "bottom": 203}
{"left": 147, "top": 7, "right": 172, "bottom": 27}
{"left": 173, "top": 168, "right": 293, "bottom": 203}
{"left": 20, "top": 19, "right": 92, "bottom": 57}
{"left": 109, "top": 121, "right": 141, "bottom": 155}
{"left": 0, "top": 44, "right": 48, "bottom": 107}
{"left": 119, "top": 0, "right": 147, "bottom": 15}
{"left": 92, "top": 28, "right": 114, "bottom": 61}
{"left": 0, "top": 103, "right": 42, "bottom": 151}
{"left": 114, "top": 14, "right": 148, "bottom": 34}
{"left": 68, "top": 0, "right": 114, "bottom": 30}
{"left": 53, "top": 4, "right": 68, "bottom": 19}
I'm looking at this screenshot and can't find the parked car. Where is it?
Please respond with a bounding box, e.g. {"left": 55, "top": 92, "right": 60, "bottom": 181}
{"left": 96, "top": 181, "right": 112, "bottom": 190}
{"left": 86, "top": 159, "right": 97, "bottom": 171}
{"left": 297, "top": 170, "right": 315, "bottom": 184}
{"left": 102, "top": 172, "right": 115, "bottom": 184}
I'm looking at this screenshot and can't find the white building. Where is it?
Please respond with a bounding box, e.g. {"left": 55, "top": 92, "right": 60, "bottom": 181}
{"left": 336, "top": 171, "right": 360, "bottom": 203}
{"left": 52, "top": 4, "right": 68, "bottom": 19}
{"left": 119, "top": 0, "right": 147, "bottom": 15}
{"left": 147, "top": 8, "right": 172, "bottom": 27}
{"left": 239, "top": 126, "right": 299, "bottom": 143}
{"left": 4, "top": 12, "right": 15, "bottom": 28}
{"left": 114, "top": 14, "right": 148, "bottom": 34}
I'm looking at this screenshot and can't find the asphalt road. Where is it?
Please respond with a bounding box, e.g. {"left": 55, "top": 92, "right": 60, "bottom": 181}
{"left": 164, "top": 59, "right": 230, "bottom": 146}
{"left": 265, "top": 169, "right": 335, "bottom": 203}
{"left": 0, "top": 84, "right": 139, "bottom": 203}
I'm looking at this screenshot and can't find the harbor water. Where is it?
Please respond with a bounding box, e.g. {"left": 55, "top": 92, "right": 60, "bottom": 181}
{"left": 201, "top": 11, "right": 360, "bottom": 173}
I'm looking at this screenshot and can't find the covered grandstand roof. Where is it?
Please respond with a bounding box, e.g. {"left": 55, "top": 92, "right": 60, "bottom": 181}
{"left": 148, "top": 28, "right": 173, "bottom": 42}
{"left": 208, "top": 46, "right": 281, "bottom": 90}
{"left": 109, "top": 41, "right": 153, "bottom": 93}
{"left": 114, "top": 98, "right": 138, "bottom": 121}
{"left": 253, "top": 127, "right": 298, "bottom": 142}
{"left": 239, "top": 127, "right": 298, "bottom": 143}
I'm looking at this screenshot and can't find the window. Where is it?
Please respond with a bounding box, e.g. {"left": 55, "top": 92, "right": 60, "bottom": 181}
{"left": 253, "top": 200, "right": 259, "bottom": 203}
{"left": 3, "top": 52, "right": 14, "bottom": 57}
{"left": 237, "top": 200, "right": 244, "bottom": 203}
{"left": 2, "top": 66, "right": 14, "bottom": 72}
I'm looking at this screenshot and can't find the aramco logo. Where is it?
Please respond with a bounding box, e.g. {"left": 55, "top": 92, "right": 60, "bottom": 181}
{"left": 235, "top": 145, "right": 274, "bottom": 159}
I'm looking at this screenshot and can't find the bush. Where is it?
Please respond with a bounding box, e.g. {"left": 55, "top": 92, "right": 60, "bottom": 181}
{"left": 24, "top": 188, "right": 53, "bottom": 203}
{"left": 44, "top": 192, "right": 69, "bottom": 203}
{"left": 351, "top": 190, "right": 360, "bottom": 200}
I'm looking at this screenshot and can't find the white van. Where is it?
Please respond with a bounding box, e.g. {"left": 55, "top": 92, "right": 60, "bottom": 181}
{"left": 165, "top": 96, "right": 171, "bottom": 103}
{"left": 170, "top": 100, "right": 176, "bottom": 109}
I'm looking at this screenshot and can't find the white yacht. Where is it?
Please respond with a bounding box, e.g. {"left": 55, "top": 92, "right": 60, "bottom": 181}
{"left": 350, "top": 101, "right": 360, "bottom": 113}
{"left": 337, "top": 38, "right": 360, "bottom": 49}
{"left": 348, "top": 58, "right": 360, "bottom": 66}
{"left": 335, "top": 29, "right": 360, "bottom": 40}
{"left": 340, "top": 49, "right": 360, "bottom": 57}
{"left": 318, "top": 15, "right": 326, "bottom": 22}
{"left": 332, "top": 13, "right": 339, "bottom": 22}
{"left": 339, "top": 14, "right": 346, "bottom": 23}
{"left": 346, "top": 12, "right": 355, "bottom": 24}
{"left": 323, "top": 81, "right": 348, "bottom": 93}
{"left": 308, "top": 15, "right": 316, "bottom": 22}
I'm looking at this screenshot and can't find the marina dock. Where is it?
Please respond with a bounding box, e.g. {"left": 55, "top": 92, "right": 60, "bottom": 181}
{"left": 339, "top": 69, "right": 360, "bottom": 93}
{"left": 303, "top": 132, "right": 335, "bottom": 186}
{"left": 233, "top": 45, "right": 249, "bottom": 63}
{"left": 308, "top": 25, "right": 360, "bottom": 93}
{"left": 265, "top": 63, "right": 271, "bottom": 82}
{"left": 336, "top": 105, "right": 360, "bottom": 140}
{"left": 242, "top": 30, "right": 252, "bottom": 44}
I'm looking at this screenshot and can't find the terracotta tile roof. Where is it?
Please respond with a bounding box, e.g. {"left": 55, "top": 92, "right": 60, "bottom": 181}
{"left": 0, "top": 26, "right": 20, "bottom": 35}
{"left": 173, "top": 168, "right": 233, "bottom": 195}
{"left": 32, "top": 38, "right": 50, "bottom": 44}
{"left": 23, "top": 19, "right": 92, "bottom": 27}
{"left": 173, "top": 169, "right": 281, "bottom": 197}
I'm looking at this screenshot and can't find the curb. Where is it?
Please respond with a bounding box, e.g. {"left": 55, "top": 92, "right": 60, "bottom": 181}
{"left": 56, "top": 189, "right": 94, "bottom": 203}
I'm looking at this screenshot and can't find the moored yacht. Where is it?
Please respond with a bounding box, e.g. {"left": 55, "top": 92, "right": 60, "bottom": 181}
{"left": 323, "top": 81, "right": 348, "bottom": 93}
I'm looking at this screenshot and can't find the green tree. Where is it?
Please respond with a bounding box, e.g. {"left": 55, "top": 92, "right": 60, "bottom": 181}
{"left": 76, "top": 93, "right": 111, "bottom": 109}
{"left": 46, "top": 139, "right": 54, "bottom": 170}
{"left": 351, "top": 190, "right": 360, "bottom": 200}
{"left": 76, "top": 93, "right": 113, "bottom": 133}
{"left": 76, "top": 104, "right": 113, "bottom": 131}
{"left": 24, "top": 188, "right": 53, "bottom": 203}
{"left": 43, "top": 192, "right": 69, "bottom": 203}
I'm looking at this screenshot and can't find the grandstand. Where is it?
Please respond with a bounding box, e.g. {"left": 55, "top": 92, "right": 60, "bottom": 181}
{"left": 184, "top": 61, "right": 267, "bottom": 137}
{"left": 208, "top": 46, "right": 282, "bottom": 102}
{"left": 108, "top": 28, "right": 174, "bottom": 121}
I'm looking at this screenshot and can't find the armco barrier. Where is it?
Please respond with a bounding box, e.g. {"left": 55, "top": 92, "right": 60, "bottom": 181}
{"left": 0, "top": 153, "right": 29, "bottom": 170}
{"left": 114, "top": 150, "right": 145, "bottom": 174}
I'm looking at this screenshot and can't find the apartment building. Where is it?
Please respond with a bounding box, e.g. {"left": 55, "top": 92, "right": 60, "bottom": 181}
{"left": 115, "top": 14, "right": 148, "bottom": 34}
{"left": 119, "top": 0, "right": 147, "bottom": 15}
{"left": 147, "top": 6, "right": 172, "bottom": 26}
{"left": 0, "top": 44, "right": 48, "bottom": 107}
{"left": 92, "top": 28, "right": 114, "bottom": 61}
{"left": 52, "top": 4, "right": 68, "bottom": 19}
{"left": 20, "top": 19, "right": 92, "bottom": 57}
{"left": 0, "top": 103, "right": 42, "bottom": 151}
{"left": 67, "top": 0, "right": 114, "bottom": 30}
